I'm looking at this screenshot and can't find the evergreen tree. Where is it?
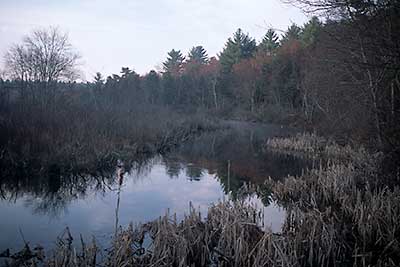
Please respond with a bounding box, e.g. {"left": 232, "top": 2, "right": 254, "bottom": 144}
{"left": 187, "top": 46, "right": 209, "bottom": 64}
{"left": 110, "top": 74, "right": 121, "bottom": 81}
{"left": 219, "top": 28, "right": 257, "bottom": 73}
{"left": 259, "top": 29, "right": 280, "bottom": 55}
{"left": 120, "top": 67, "right": 134, "bottom": 78}
{"left": 142, "top": 70, "right": 161, "bottom": 104}
{"left": 281, "top": 24, "right": 302, "bottom": 44}
{"left": 163, "top": 49, "right": 185, "bottom": 76}
{"left": 162, "top": 73, "right": 180, "bottom": 106}
{"left": 301, "top": 17, "right": 322, "bottom": 46}
{"left": 93, "top": 72, "right": 104, "bottom": 85}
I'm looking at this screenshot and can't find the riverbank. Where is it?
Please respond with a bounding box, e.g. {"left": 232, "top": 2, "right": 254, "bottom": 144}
{"left": 0, "top": 108, "right": 219, "bottom": 181}
{"left": 3, "top": 133, "right": 399, "bottom": 267}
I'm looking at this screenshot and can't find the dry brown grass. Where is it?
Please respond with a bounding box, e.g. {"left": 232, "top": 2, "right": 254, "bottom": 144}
{"left": 265, "top": 132, "right": 369, "bottom": 161}
{"left": 271, "top": 161, "right": 400, "bottom": 267}
{"left": 4, "top": 180, "right": 400, "bottom": 267}
{"left": 3, "top": 135, "right": 399, "bottom": 267}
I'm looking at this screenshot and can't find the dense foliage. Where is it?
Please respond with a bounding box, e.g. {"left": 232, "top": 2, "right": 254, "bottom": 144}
{"left": 1, "top": 0, "right": 399, "bottom": 155}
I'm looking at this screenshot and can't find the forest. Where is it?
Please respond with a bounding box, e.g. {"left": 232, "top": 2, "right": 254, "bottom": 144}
{"left": 0, "top": 0, "right": 400, "bottom": 266}
{"left": 2, "top": 2, "right": 399, "bottom": 157}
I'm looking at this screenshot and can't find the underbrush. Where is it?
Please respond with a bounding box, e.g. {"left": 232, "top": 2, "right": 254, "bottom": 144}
{"left": 2, "top": 117, "right": 399, "bottom": 267}
{"left": 0, "top": 102, "right": 218, "bottom": 179}
{"left": 4, "top": 142, "right": 400, "bottom": 267}
{"left": 271, "top": 162, "right": 400, "bottom": 266}
{"left": 265, "top": 132, "right": 373, "bottom": 161}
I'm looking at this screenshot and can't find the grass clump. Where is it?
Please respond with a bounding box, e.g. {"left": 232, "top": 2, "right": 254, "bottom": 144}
{"left": 7, "top": 163, "right": 400, "bottom": 267}
{"left": 3, "top": 134, "right": 399, "bottom": 267}
{"left": 265, "top": 132, "right": 369, "bottom": 161}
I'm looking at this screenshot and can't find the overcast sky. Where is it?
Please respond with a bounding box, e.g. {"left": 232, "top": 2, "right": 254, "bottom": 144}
{"left": 0, "top": 0, "right": 308, "bottom": 80}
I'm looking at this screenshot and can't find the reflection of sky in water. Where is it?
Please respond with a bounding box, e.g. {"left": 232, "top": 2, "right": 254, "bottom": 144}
{"left": 243, "top": 195, "right": 285, "bottom": 232}
{"left": 0, "top": 158, "right": 285, "bottom": 251}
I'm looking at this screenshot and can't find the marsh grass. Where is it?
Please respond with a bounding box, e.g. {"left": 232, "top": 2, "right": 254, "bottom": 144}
{"left": 265, "top": 133, "right": 370, "bottom": 162}
{"left": 4, "top": 177, "right": 400, "bottom": 267}
{"left": 0, "top": 103, "right": 218, "bottom": 182}
{"left": 3, "top": 135, "right": 399, "bottom": 267}
{"left": 271, "top": 161, "right": 400, "bottom": 266}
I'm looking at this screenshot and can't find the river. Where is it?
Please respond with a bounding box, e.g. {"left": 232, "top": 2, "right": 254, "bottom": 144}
{"left": 0, "top": 122, "right": 314, "bottom": 252}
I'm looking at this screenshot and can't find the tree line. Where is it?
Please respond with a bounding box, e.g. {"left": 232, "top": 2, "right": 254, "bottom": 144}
{"left": 91, "top": 21, "right": 322, "bottom": 115}
{"left": 1, "top": 0, "right": 399, "bottom": 154}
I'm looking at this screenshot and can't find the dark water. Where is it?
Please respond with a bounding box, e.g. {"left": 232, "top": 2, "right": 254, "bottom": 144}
{"left": 0, "top": 122, "right": 313, "bottom": 251}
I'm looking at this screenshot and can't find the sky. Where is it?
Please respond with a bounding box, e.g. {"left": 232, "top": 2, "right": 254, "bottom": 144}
{"left": 0, "top": 0, "right": 308, "bottom": 81}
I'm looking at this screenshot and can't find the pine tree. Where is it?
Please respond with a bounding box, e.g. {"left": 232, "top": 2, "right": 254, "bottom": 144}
{"left": 187, "top": 46, "right": 209, "bottom": 64}
{"left": 93, "top": 72, "right": 104, "bottom": 85}
{"left": 219, "top": 28, "right": 257, "bottom": 73}
{"left": 281, "top": 24, "right": 302, "bottom": 45}
{"left": 301, "top": 17, "right": 322, "bottom": 46}
{"left": 163, "top": 49, "right": 185, "bottom": 76}
{"left": 143, "top": 70, "right": 161, "bottom": 104}
{"left": 120, "top": 67, "right": 135, "bottom": 78}
{"left": 259, "top": 29, "right": 280, "bottom": 55}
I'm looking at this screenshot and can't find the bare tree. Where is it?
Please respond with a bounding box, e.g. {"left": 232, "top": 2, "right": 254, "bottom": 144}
{"left": 5, "top": 27, "right": 80, "bottom": 82}
{"left": 283, "top": 0, "right": 400, "bottom": 149}
{"left": 282, "top": 0, "right": 381, "bottom": 18}
{"left": 0, "top": 68, "right": 6, "bottom": 80}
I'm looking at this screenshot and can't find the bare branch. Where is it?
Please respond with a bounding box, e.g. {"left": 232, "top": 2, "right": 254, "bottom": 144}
{"left": 4, "top": 26, "right": 81, "bottom": 82}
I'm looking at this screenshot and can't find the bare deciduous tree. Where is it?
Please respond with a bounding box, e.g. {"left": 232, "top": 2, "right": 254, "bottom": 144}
{"left": 5, "top": 27, "right": 80, "bottom": 82}
{"left": 283, "top": 0, "right": 400, "bottom": 149}
{"left": 0, "top": 68, "right": 6, "bottom": 80}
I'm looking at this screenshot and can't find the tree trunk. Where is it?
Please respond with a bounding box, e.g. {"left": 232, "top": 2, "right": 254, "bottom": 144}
{"left": 359, "top": 35, "right": 383, "bottom": 148}
{"left": 211, "top": 77, "right": 218, "bottom": 109}
{"left": 391, "top": 81, "right": 395, "bottom": 116}
{"left": 250, "top": 90, "right": 255, "bottom": 113}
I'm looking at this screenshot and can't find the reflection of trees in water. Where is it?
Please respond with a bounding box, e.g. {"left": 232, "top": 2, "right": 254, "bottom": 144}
{"left": 0, "top": 158, "right": 157, "bottom": 217}
{"left": 185, "top": 165, "right": 204, "bottom": 181}
{"left": 23, "top": 173, "right": 109, "bottom": 217}
{"left": 166, "top": 128, "right": 313, "bottom": 200}
{"left": 162, "top": 157, "right": 204, "bottom": 181}
{"left": 126, "top": 156, "right": 161, "bottom": 181}
{"left": 0, "top": 127, "right": 313, "bottom": 217}
{"left": 24, "top": 191, "right": 78, "bottom": 218}
{"left": 255, "top": 182, "right": 274, "bottom": 206}
{"left": 162, "top": 158, "right": 182, "bottom": 178}
{"left": 215, "top": 162, "right": 249, "bottom": 198}
{"left": 0, "top": 172, "right": 113, "bottom": 217}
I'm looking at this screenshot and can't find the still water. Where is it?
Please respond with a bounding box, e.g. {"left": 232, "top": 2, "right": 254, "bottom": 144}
{"left": 0, "top": 123, "right": 312, "bottom": 251}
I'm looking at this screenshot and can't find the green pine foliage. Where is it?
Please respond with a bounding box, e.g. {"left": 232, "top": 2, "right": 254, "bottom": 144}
{"left": 219, "top": 28, "right": 257, "bottom": 73}
{"left": 259, "top": 29, "right": 280, "bottom": 55}
{"left": 187, "top": 46, "right": 209, "bottom": 64}
{"left": 163, "top": 49, "right": 185, "bottom": 76}
{"left": 301, "top": 16, "right": 322, "bottom": 46}
{"left": 280, "top": 23, "right": 302, "bottom": 45}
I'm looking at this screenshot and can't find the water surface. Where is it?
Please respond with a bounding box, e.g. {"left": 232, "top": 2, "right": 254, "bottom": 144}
{"left": 0, "top": 123, "right": 313, "bottom": 251}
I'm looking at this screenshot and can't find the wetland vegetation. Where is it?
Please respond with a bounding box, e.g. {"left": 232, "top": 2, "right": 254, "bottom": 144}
{"left": 1, "top": 0, "right": 400, "bottom": 266}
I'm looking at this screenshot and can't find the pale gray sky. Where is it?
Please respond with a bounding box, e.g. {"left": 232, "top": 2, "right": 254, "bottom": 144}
{"left": 0, "top": 0, "right": 308, "bottom": 80}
